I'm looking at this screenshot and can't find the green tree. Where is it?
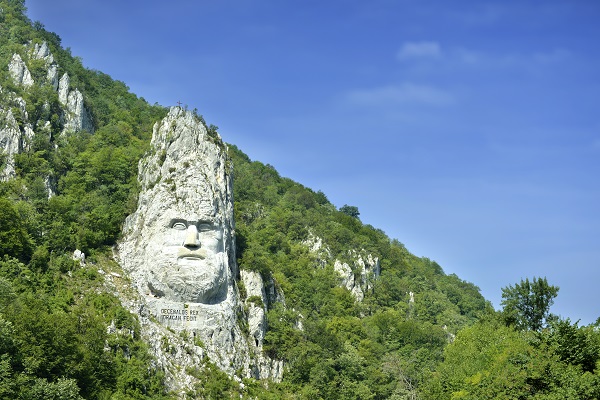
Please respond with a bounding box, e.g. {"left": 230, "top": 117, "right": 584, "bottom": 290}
{"left": 0, "top": 197, "right": 32, "bottom": 261}
{"left": 339, "top": 204, "right": 360, "bottom": 219}
{"left": 500, "top": 276, "right": 559, "bottom": 331}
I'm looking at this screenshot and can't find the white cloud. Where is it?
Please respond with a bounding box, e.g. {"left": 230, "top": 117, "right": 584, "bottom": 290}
{"left": 397, "top": 41, "right": 442, "bottom": 60}
{"left": 345, "top": 82, "right": 455, "bottom": 107}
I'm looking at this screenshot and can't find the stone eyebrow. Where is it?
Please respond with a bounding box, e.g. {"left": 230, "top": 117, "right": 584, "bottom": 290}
{"left": 196, "top": 220, "right": 214, "bottom": 231}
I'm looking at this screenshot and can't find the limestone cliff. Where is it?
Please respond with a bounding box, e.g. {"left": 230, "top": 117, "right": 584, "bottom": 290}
{"left": 117, "top": 107, "right": 281, "bottom": 395}
{"left": 304, "top": 232, "right": 380, "bottom": 301}
{"left": 0, "top": 41, "right": 93, "bottom": 180}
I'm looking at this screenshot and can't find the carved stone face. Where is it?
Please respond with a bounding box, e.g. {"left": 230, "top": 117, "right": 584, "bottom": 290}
{"left": 140, "top": 200, "right": 229, "bottom": 304}
{"left": 120, "top": 107, "right": 234, "bottom": 307}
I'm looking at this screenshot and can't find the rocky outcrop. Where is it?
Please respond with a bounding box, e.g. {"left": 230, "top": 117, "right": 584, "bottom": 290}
{"left": 8, "top": 54, "right": 34, "bottom": 87}
{"left": 241, "top": 270, "right": 267, "bottom": 347}
{"left": 32, "top": 41, "right": 54, "bottom": 62}
{"left": 0, "top": 107, "right": 22, "bottom": 180}
{"left": 304, "top": 233, "right": 380, "bottom": 301}
{"left": 56, "top": 72, "right": 93, "bottom": 133}
{"left": 31, "top": 42, "right": 59, "bottom": 91}
{"left": 333, "top": 253, "right": 380, "bottom": 302}
{"left": 0, "top": 95, "right": 34, "bottom": 180}
{"left": 240, "top": 270, "right": 283, "bottom": 380}
{"left": 63, "top": 87, "right": 94, "bottom": 133}
{"left": 58, "top": 73, "right": 69, "bottom": 104}
{"left": 1, "top": 42, "right": 94, "bottom": 180}
{"left": 117, "top": 107, "right": 280, "bottom": 394}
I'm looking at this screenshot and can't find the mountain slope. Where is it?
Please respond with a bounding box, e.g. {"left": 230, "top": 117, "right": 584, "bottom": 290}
{"left": 0, "top": 1, "right": 489, "bottom": 398}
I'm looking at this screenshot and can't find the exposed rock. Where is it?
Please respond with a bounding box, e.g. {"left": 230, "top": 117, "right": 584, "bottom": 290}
{"left": 302, "top": 232, "right": 331, "bottom": 268}
{"left": 2, "top": 45, "right": 93, "bottom": 178}
{"left": 31, "top": 41, "right": 59, "bottom": 89}
{"left": 0, "top": 97, "right": 34, "bottom": 180}
{"left": 240, "top": 270, "right": 283, "bottom": 380}
{"left": 32, "top": 41, "right": 53, "bottom": 62}
{"left": 47, "top": 64, "right": 59, "bottom": 90}
{"left": 72, "top": 249, "right": 85, "bottom": 266}
{"left": 304, "top": 233, "right": 380, "bottom": 301}
{"left": 64, "top": 88, "right": 94, "bottom": 133}
{"left": 0, "top": 108, "right": 21, "bottom": 180}
{"left": 117, "top": 107, "right": 280, "bottom": 393}
{"left": 8, "top": 54, "right": 34, "bottom": 87}
{"left": 58, "top": 73, "right": 94, "bottom": 133}
{"left": 241, "top": 270, "right": 267, "bottom": 346}
{"left": 58, "top": 73, "right": 69, "bottom": 105}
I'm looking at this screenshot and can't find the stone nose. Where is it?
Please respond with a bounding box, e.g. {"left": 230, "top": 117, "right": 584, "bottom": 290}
{"left": 184, "top": 225, "right": 200, "bottom": 248}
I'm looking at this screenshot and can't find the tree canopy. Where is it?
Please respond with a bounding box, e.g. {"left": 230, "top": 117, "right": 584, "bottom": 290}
{"left": 501, "top": 276, "right": 559, "bottom": 331}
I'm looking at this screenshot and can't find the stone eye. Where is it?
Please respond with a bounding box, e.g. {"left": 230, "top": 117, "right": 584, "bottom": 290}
{"left": 172, "top": 222, "right": 187, "bottom": 230}
{"left": 197, "top": 223, "right": 212, "bottom": 232}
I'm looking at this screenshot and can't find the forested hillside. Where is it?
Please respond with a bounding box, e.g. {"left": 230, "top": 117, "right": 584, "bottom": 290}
{"left": 1, "top": 1, "right": 599, "bottom": 399}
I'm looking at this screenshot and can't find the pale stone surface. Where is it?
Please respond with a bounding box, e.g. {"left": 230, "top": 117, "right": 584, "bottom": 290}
{"left": 1, "top": 46, "right": 93, "bottom": 178}
{"left": 8, "top": 54, "right": 34, "bottom": 87}
{"left": 333, "top": 252, "right": 380, "bottom": 302}
{"left": 31, "top": 42, "right": 58, "bottom": 89}
{"left": 241, "top": 270, "right": 267, "bottom": 345}
{"left": 64, "top": 88, "right": 94, "bottom": 133}
{"left": 0, "top": 97, "right": 33, "bottom": 180}
{"left": 240, "top": 270, "right": 283, "bottom": 380}
{"left": 0, "top": 108, "right": 21, "bottom": 180}
{"left": 47, "top": 64, "right": 59, "bottom": 90}
{"left": 72, "top": 249, "right": 85, "bottom": 266}
{"left": 58, "top": 73, "right": 69, "bottom": 105}
{"left": 305, "top": 233, "right": 380, "bottom": 302}
{"left": 58, "top": 72, "right": 94, "bottom": 133}
{"left": 32, "top": 41, "right": 54, "bottom": 63}
{"left": 118, "top": 107, "right": 281, "bottom": 393}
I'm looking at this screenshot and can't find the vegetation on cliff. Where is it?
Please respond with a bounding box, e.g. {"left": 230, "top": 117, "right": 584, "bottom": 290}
{"left": 1, "top": 1, "right": 598, "bottom": 398}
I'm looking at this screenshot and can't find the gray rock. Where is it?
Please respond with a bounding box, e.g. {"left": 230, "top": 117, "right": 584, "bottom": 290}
{"left": 241, "top": 270, "right": 267, "bottom": 345}
{"left": 8, "top": 54, "right": 34, "bottom": 87}
{"left": 32, "top": 41, "right": 54, "bottom": 63}
{"left": 64, "top": 89, "right": 94, "bottom": 133}
{"left": 58, "top": 73, "right": 69, "bottom": 105}
{"left": 72, "top": 249, "right": 85, "bottom": 266}
{"left": 47, "top": 64, "right": 59, "bottom": 91}
{"left": 305, "top": 233, "right": 380, "bottom": 302}
{"left": 118, "top": 107, "right": 281, "bottom": 392}
{"left": 0, "top": 108, "right": 22, "bottom": 180}
{"left": 333, "top": 252, "right": 380, "bottom": 302}
{"left": 0, "top": 97, "right": 33, "bottom": 180}
{"left": 31, "top": 41, "right": 58, "bottom": 89}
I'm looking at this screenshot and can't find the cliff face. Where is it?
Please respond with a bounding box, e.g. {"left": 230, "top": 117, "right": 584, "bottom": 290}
{"left": 117, "top": 107, "right": 281, "bottom": 394}
{"left": 304, "top": 232, "right": 381, "bottom": 302}
{"left": 0, "top": 41, "right": 93, "bottom": 181}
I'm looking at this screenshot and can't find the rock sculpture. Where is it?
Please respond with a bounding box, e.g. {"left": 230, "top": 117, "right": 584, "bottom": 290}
{"left": 119, "top": 106, "right": 236, "bottom": 316}
{"left": 118, "top": 107, "right": 281, "bottom": 391}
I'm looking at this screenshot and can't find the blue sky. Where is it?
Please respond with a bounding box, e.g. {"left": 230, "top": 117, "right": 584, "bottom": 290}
{"left": 26, "top": 0, "right": 600, "bottom": 324}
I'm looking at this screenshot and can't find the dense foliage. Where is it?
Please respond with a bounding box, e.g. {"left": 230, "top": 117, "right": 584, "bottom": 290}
{"left": 423, "top": 298, "right": 600, "bottom": 399}
{"left": 1, "top": 1, "right": 598, "bottom": 398}
{"left": 1, "top": 1, "right": 168, "bottom": 398}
